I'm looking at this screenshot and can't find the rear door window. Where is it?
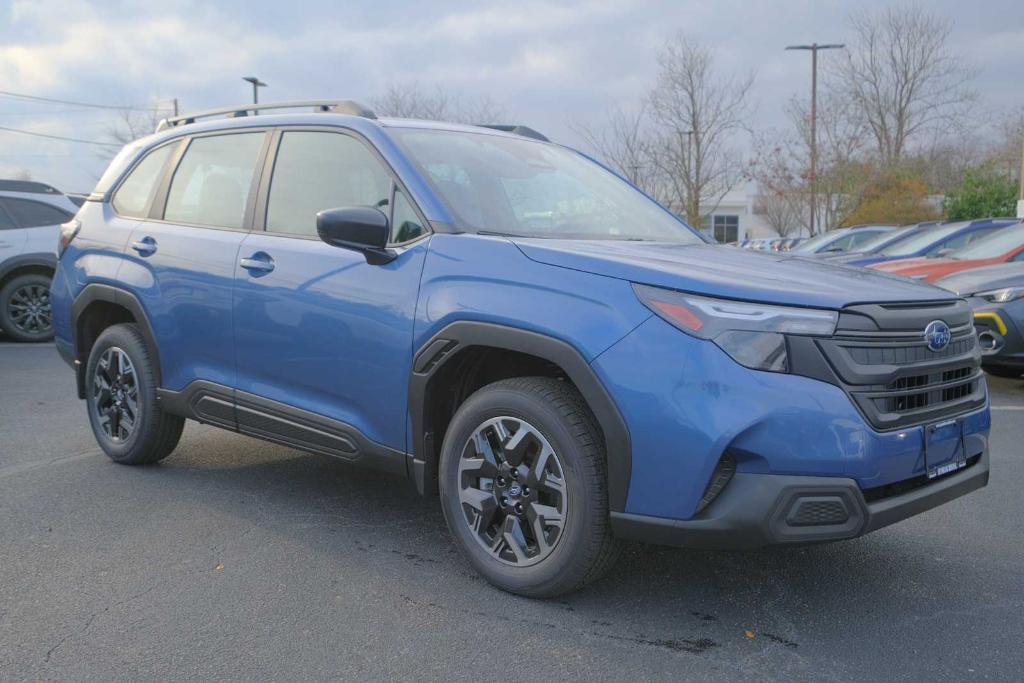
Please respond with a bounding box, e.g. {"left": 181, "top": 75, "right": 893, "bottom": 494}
{"left": 0, "top": 202, "right": 16, "bottom": 230}
{"left": 164, "top": 133, "right": 266, "bottom": 229}
{"left": 265, "top": 131, "right": 392, "bottom": 237}
{"left": 112, "top": 143, "right": 176, "bottom": 218}
{"left": 2, "top": 198, "right": 72, "bottom": 228}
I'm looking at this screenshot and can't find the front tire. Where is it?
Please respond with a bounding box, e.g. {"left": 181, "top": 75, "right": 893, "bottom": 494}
{"left": 439, "top": 377, "right": 619, "bottom": 598}
{"left": 85, "top": 323, "right": 184, "bottom": 464}
{"left": 0, "top": 273, "right": 54, "bottom": 342}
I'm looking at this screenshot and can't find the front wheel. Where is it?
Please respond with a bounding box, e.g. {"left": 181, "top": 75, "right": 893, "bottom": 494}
{"left": 439, "top": 377, "right": 619, "bottom": 598}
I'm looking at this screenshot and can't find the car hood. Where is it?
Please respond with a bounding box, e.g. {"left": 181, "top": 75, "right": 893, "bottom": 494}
{"left": 934, "top": 262, "right": 1024, "bottom": 296}
{"left": 512, "top": 240, "right": 955, "bottom": 309}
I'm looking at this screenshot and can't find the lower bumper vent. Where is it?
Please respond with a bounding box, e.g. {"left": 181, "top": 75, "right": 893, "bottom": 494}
{"left": 696, "top": 452, "right": 736, "bottom": 514}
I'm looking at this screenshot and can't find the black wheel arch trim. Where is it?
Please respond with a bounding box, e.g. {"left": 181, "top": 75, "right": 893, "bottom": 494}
{"left": 71, "top": 283, "right": 163, "bottom": 399}
{"left": 408, "top": 321, "right": 632, "bottom": 512}
{"left": 0, "top": 252, "right": 57, "bottom": 283}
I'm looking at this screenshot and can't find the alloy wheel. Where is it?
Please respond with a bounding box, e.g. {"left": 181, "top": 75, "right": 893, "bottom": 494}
{"left": 7, "top": 283, "right": 51, "bottom": 336}
{"left": 92, "top": 347, "right": 140, "bottom": 443}
{"left": 458, "top": 416, "right": 568, "bottom": 567}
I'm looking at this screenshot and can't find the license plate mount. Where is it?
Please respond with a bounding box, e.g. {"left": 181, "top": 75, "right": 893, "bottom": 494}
{"left": 924, "top": 418, "right": 966, "bottom": 479}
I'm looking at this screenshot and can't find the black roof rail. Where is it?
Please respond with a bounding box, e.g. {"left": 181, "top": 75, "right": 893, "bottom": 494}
{"left": 155, "top": 100, "right": 377, "bottom": 132}
{"left": 478, "top": 125, "right": 550, "bottom": 142}
{"left": 0, "top": 179, "right": 61, "bottom": 195}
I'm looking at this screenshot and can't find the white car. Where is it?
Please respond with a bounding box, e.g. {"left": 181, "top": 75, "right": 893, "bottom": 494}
{"left": 0, "top": 180, "right": 78, "bottom": 341}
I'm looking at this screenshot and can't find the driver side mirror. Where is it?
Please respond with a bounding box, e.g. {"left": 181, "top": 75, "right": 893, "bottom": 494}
{"left": 316, "top": 206, "right": 396, "bottom": 264}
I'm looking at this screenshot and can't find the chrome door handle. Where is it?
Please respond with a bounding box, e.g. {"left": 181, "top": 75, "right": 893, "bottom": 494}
{"left": 239, "top": 252, "right": 275, "bottom": 274}
{"left": 131, "top": 236, "right": 157, "bottom": 256}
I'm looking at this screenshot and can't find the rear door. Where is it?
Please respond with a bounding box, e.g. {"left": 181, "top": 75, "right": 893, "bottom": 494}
{"left": 232, "top": 128, "right": 430, "bottom": 459}
{"left": 120, "top": 130, "right": 270, "bottom": 394}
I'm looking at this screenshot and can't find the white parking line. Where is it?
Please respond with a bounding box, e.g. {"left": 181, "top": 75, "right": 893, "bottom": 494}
{"left": 991, "top": 405, "right": 1024, "bottom": 411}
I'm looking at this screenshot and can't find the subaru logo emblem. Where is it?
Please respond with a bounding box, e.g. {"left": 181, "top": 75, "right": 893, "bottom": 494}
{"left": 507, "top": 483, "right": 522, "bottom": 497}
{"left": 924, "top": 320, "right": 951, "bottom": 352}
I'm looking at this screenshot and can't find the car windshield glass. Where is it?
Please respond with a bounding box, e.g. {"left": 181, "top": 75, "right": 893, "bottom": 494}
{"left": 390, "top": 128, "right": 701, "bottom": 243}
{"left": 878, "top": 222, "right": 967, "bottom": 256}
{"left": 790, "top": 230, "right": 844, "bottom": 254}
{"left": 858, "top": 225, "right": 918, "bottom": 252}
{"left": 954, "top": 224, "right": 1024, "bottom": 259}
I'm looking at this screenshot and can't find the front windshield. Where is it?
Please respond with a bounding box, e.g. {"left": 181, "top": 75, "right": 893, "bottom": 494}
{"left": 954, "top": 224, "right": 1024, "bottom": 259}
{"left": 391, "top": 128, "right": 702, "bottom": 243}
{"left": 878, "top": 222, "right": 967, "bottom": 257}
{"left": 858, "top": 225, "right": 919, "bottom": 252}
{"left": 790, "top": 230, "right": 845, "bottom": 254}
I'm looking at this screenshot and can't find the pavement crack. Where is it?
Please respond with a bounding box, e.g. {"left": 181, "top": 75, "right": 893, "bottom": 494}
{"left": 43, "top": 583, "right": 160, "bottom": 664}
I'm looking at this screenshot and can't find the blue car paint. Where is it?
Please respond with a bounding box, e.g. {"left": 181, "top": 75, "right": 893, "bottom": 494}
{"left": 591, "top": 315, "right": 990, "bottom": 519}
{"left": 52, "top": 111, "right": 992, "bottom": 532}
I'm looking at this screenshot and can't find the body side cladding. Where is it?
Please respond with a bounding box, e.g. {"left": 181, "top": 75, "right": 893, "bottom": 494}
{"left": 156, "top": 381, "right": 407, "bottom": 475}
{"left": 70, "top": 283, "right": 163, "bottom": 399}
{"left": 408, "top": 320, "right": 632, "bottom": 512}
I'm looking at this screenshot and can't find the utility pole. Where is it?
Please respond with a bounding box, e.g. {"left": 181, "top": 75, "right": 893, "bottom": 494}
{"left": 1018, "top": 137, "right": 1024, "bottom": 219}
{"left": 785, "top": 43, "right": 844, "bottom": 236}
{"left": 172, "top": 98, "right": 178, "bottom": 117}
{"left": 242, "top": 76, "right": 267, "bottom": 107}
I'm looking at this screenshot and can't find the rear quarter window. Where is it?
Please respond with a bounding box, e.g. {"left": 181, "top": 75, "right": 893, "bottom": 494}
{"left": 1, "top": 197, "right": 72, "bottom": 228}
{"left": 111, "top": 143, "right": 177, "bottom": 218}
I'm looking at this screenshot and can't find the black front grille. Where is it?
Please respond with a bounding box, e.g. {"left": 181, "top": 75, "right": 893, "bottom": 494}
{"left": 880, "top": 364, "right": 978, "bottom": 414}
{"left": 796, "top": 300, "right": 987, "bottom": 430}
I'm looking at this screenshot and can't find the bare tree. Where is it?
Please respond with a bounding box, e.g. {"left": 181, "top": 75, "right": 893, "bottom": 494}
{"left": 571, "top": 104, "right": 665, "bottom": 201}
{"left": 371, "top": 82, "right": 504, "bottom": 124}
{"left": 105, "top": 104, "right": 172, "bottom": 146}
{"left": 753, "top": 191, "right": 802, "bottom": 237}
{"left": 648, "top": 36, "right": 753, "bottom": 225}
{"left": 749, "top": 94, "right": 870, "bottom": 234}
{"left": 12, "top": 168, "right": 32, "bottom": 181}
{"left": 830, "top": 4, "right": 976, "bottom": 165}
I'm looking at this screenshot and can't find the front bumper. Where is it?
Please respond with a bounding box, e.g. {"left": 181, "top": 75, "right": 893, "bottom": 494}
{"left": 970, "top": 297, "right": 1024, "bottom": 368}
{"left": 611, "top": 447, "right": 989, "bottom": 549}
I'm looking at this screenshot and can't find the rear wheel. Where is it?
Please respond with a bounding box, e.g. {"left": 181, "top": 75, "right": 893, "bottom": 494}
{"left": 0, "top": 273, "right": 54, "bottom": 342}
{"left": 439, "top": 377, "right": 619, "bottom": 597}
{"left": 85, "top": 323, "right": 184, "bottom": 464}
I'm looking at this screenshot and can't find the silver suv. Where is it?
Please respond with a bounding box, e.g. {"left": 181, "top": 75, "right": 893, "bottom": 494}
{"left": 0, "top": 180, "right": 78, "bottom": 342}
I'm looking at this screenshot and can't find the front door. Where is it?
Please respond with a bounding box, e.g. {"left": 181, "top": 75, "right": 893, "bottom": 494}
{"left": 232, "top": 129, "right": 430, "bottom": 462}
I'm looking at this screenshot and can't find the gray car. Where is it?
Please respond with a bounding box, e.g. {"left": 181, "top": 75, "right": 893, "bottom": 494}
{"left": 0, "top": 180, "right": 78, "bottom": 341}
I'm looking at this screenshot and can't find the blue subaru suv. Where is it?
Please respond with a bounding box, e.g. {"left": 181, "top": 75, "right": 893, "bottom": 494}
{"left": 51, "top": 101, "right": 991, "bottom": 597}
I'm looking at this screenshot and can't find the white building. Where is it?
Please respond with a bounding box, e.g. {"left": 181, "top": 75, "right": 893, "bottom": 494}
{"left": 697, "top": 180, "right": 808, "bottom": 242}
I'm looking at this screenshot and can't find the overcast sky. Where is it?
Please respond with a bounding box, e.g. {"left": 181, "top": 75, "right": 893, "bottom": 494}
{"left": 1, "top": 0, "right": 1021, "bottom": 192}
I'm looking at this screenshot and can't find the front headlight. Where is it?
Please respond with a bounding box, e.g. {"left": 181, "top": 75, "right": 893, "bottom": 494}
{"left": 974, "top": 287, "right": 1024, "bottom": 303}
{"left": 632, "top": 284, "right": 838, "bottom": 373}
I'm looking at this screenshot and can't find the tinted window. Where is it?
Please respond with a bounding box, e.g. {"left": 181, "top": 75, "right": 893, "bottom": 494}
{"left": 266, "top": 131, "right": 391, "bottom": 237}
{"left": 391, "top": 190, "right": 426, "bottom": 243}
{"left": 847, "top": 230, "right": 886, "bottom": 249}
{"left": 934, "top": 227, "right": 999, "bottom": 254}
{"left": 3, "top": 198, "right": 71, "bottom": 228}
{"left": 112, "top": 143, "right": 175, "bottom": 217}
{"left": 165, "top": 133, "right": 265, "bottom": 229}
{"left": 0, "top": 204, "right": 15, "bottom": 230}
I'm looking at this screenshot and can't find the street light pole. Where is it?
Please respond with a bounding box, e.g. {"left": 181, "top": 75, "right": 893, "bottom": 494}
{"left": 1018, "top": 137, "right": 1024, "bottom": 219}
{"left": 242, "top": 76, "right": 267, "bottom": 107}
{"left": 786, "top": 43, "right": 844, "bottom": 236}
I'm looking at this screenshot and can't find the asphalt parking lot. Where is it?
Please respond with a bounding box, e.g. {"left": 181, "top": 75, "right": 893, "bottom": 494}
{"left": 1, "top": 342, "right": 1022, "bottom": 681}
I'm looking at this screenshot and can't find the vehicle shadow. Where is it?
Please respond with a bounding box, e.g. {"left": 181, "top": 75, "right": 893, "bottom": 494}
{"left": 132, "top": 423, "right": 1003, "bottom": 671}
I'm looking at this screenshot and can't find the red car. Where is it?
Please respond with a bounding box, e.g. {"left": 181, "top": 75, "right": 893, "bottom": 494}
{"left": 870, "top": 222, "right": 1024, "bottom": 283}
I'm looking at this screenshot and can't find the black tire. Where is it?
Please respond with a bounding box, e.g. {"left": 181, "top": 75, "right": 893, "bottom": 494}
{"left": 439, "top": 376, "right": 619, "bottom": 598}
{"left": 0, "top": 273, "right": 54, "bottom": 342}
{"left": 85, "top": 323, "right": 184, "bottom": 464}
{"left": 984, "top": 364, "right": 1023, "bottom": 379}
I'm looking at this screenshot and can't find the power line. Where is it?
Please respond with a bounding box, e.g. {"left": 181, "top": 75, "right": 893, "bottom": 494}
{"left": 0, "top": 90, "right": 161, "bottom": 112}
{"left": 0, "top": 125, "right": 121, "bottom": 148}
